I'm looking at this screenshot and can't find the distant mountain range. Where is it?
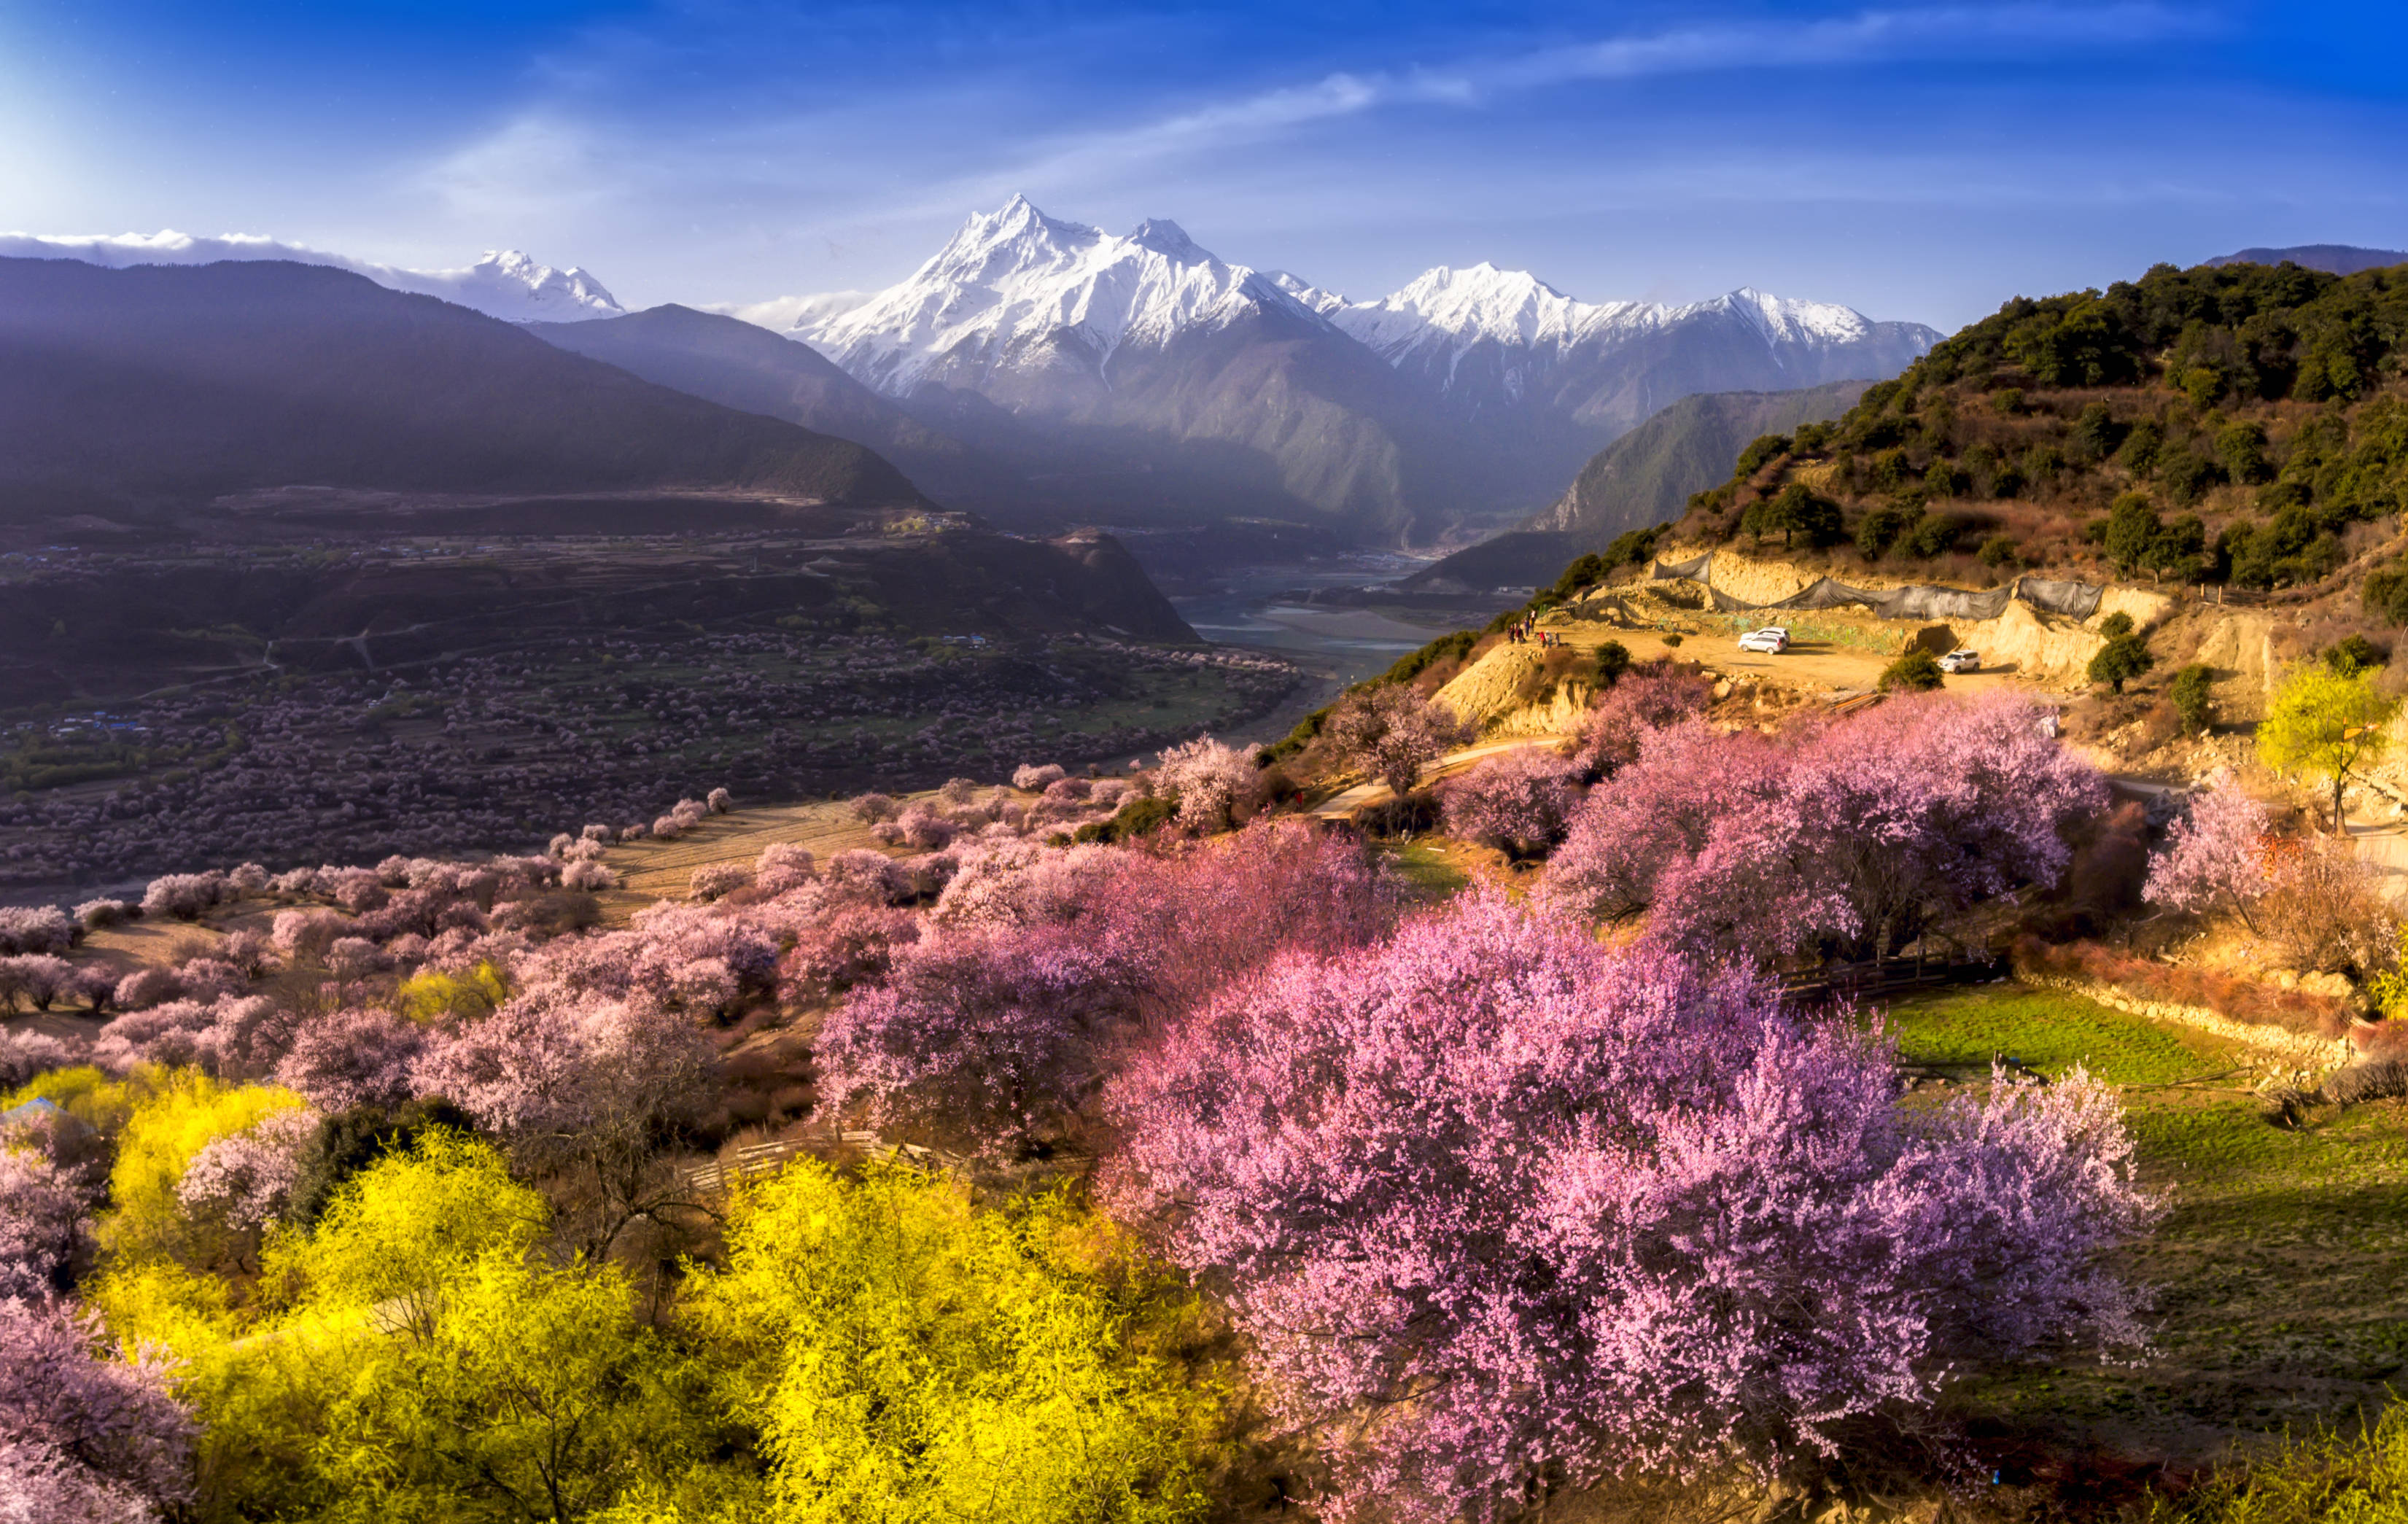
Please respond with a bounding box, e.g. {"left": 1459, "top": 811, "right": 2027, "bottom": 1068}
{"left": 2207, "top": 244, "right": 2407, "bottom": 276}
{"left": 743, "top": 195, "right": 1940, "bottom": 542}
{"left": 1407, "top": 380, "right": 1873, "bottom": 593}
{"left": 0, "top": 230, "right": 625, "bottom": 322}
{"left": 0, "top": 257, "right": 920, "bottom": 520}
{"left": 9, "top": 201, "right": 1939, "bottom": 543}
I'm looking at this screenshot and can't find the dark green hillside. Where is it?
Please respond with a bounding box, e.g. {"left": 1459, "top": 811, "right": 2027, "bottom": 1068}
{"left": 1410, "top": 380, "right": 1870, "bottom": 591}
{"left": 1673, "top": 259, "right": 2408, "bottom": 597}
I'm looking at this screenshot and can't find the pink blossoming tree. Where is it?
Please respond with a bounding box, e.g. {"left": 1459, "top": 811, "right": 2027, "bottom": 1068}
{"left": 1103, "top": 893, "right": 2156, "bottom": 1524}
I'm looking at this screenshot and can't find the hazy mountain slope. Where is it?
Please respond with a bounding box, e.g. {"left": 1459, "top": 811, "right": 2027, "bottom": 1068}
{"left": 1297, "top": 263, "right": 1935, "bottom": 502}
{"left": 0, "top": 231, "right": 624, "bottom": 322}
{"left": 789, "top": 196, "right": 1463, "bottom": 540}
{"left": 525, "top": 303, "right": 1050, "bottom": 513}
{"left": 2207, "top": 245, "right": 2408, "bottom": 276}
{"left": 0, "top": 257, "right": 926, "bottom": 519}
{"left": 1531, "top": 380, "right": 1876, "bottom": 537}
{"left": 1407, "top": 381, "right": 1871, "bottom": 591}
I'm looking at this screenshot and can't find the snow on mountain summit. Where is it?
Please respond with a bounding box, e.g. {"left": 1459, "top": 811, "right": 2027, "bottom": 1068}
{"left": 793, "top": 195, "right": 1329, "bottom": 394}
{"left": 0, "top": 230, "right": 624, "bottom": 322}
{"left": 1329, "top": 263, "right": 1879, "bottom": 370}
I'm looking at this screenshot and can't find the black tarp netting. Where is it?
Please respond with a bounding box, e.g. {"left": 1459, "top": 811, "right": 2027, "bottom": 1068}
{"left": 1652, "top": 554, "right": 2098, "bottom": 623}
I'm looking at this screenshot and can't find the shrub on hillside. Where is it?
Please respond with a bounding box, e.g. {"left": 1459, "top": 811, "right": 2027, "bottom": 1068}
{"left": 2011, "top": 938, "right": 2352, "bottom": 1037}
{"left": 1011, "top": 763, "right": 1067, "bottom": 793}
{"left": 1105, "top": 892, "right": 2156, "bottom": 1524}
{"left": 849, "top": 792, "right": 900, "bottom": 824}
{"left": 1880, "top": 648, "right": 1945, "bottom": 692}
{"left": 688, "top": 864, "right": 749, "bottom": 903}
{"left": 72, "top": 900, "right": 131, "bottom": 931}
{"left": 753, "top": 842, "right": 815, "bottom": 895}
{"left": 1153, "top": 736, "right": 1264, "bottom": 835}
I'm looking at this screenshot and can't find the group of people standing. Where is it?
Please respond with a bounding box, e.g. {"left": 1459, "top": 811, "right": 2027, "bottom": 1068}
{"left": 1504, "top": 617, "right": 1561, "bottom": 649}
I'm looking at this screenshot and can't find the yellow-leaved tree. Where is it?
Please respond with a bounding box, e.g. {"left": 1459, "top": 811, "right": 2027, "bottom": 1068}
{"left": 2258, "top": 660, "right": 2401, "bottom": 834}
{"left": 682, "top": 1160, "right": 1223, "bottom": 1524}
{"left": 101, "top": 1130, "right": 702, "bottom": 1524}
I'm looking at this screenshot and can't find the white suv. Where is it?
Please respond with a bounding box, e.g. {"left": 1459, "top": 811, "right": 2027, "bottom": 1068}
{"left": 1736, "top": 627, "right": 1790, "bottom": 654}
{"left": 1937, "top": 648, "right": 1981, "bottom": 673}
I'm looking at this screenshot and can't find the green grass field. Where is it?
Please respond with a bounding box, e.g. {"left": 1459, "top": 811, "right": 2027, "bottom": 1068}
{"left": 1882, "top": 987, "right": 2408, "bottom": 1466}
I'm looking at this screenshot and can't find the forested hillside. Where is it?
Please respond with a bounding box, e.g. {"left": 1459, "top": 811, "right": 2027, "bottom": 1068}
{"left": 1674, "top": 259, "right": 2408, "bottom": 603}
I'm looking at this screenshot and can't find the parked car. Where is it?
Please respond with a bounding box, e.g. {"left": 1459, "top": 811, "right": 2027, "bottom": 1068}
{"left": 1736, "top": 627, "right": 1790, "bottom": 654}
{"left": 1937, "top": 648, "right": 1981, "bottom": 673}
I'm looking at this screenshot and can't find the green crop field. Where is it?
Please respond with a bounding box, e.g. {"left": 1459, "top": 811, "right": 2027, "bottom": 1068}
{"left": 1882, "top": 987, "right": 2408, "bottom": 1469}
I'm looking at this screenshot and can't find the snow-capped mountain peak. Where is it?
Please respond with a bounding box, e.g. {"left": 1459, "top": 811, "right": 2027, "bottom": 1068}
{"left": 459, "top": 250, "right": 623, "bottom": 321}
{"left": 795, "top": 195, "right": 1327, "bottom": 395}
{"left": 0, "top": 229, "right": 624, "bottom": 322}
{"left": 1127, "top": 217, "right": 1206, "bottom": 262}
{"left": 1687, "top": 286, "right": 1871, "bottom": 347}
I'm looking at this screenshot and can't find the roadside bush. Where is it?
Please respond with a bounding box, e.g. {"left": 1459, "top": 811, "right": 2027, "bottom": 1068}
{"left": 1881, "top": 648, "right": 1945, "bottom": 692}
{"left": 1324, "top": 688, "right": 1470, "bottom": 796}
{"left": 1593, "top": 639, "right": 1631, "bottom": 687}
{"left": 849, "top": 792, "right": 900, "bottom": 823}
{"left": 2089, "top": 632, "right": 2155, "bottom": 693}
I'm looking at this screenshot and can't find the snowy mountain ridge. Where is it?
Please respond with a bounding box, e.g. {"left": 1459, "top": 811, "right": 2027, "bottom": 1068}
{"left": 756, "top": 201, "right": 1918, "bottom": 400}
{"left": 799, "top": 194, "right": 1332, "bottom": 394}
{"left": 0, "top": 230, "right": 624, "bottom": 323}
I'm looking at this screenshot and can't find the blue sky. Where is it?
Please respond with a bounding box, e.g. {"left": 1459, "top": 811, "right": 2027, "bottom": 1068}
{"left": 4, "top": 1, "right": 2404, "bottom": 330}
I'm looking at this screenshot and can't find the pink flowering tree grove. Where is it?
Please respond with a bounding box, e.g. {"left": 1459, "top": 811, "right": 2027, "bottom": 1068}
{"left": 0, "top": 1140, "right": 92, "bottom": 1299}
{"left": 1153, "top": 736, "right": 1265, "bottom": 833}
{"left": 1571, "top": 661, "right": 1714, "bottom": 777}
{"left": 0, "top": 1296, "right": 196, "bottom": 1522}
{"left": 1324, "top": 685, "right": 1472, "bottom": 794}
{"left": 1440, "top": 746, "right": 1585, "bottom": 858}
{"left": 1102, "top": 892, "right": 2157, "bottom": 1524}
{"left": 1548, "top": 692, "right": 2106, "bottom": 964}
{"left": 2143, "top": 769, "right": 2277, "bottom": 932}
{"left": 817, "top": 822, "right": 1400, "bottom": 1155}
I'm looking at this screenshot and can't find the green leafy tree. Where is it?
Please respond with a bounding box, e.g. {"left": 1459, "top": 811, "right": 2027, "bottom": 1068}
{"left": 683, "top": 1161, "right": 1219, "bottom": 1524}
{"left": 2071, "top": 402, "right": 2123, "bottom": 460}
{"left": 2259, "top": 661, "right": 2401, "bottom": 833}
{"left": 2087, "top": 613, "right": 2154, "bottom": 693}
{"left": 2170, "top": 664, "right": 2215, "bottom": 734}
{"left": 1593, "top": 639, "right": 1631, "bottom": 688}
{"left": 106, "top": 1131, "right": 698, "bottom": 1524}
{"left": 1977, "top": 534, "right": 2019, "bottom": 569}
{"left": 1854, "top": 505, "right": 1913, "bottom": 561}
{"left": 2216, "top": 421, "right": 2275, "bottom": 484}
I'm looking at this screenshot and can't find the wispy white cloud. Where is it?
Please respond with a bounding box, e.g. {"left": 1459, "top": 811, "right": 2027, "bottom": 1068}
{"left": 419, "top": 1, "right": 2212, "bottom": 237}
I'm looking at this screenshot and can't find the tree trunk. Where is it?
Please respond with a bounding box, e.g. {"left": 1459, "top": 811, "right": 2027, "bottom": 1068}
{"left": 2334, "top": 771, "right": 2348, "bottom": 837}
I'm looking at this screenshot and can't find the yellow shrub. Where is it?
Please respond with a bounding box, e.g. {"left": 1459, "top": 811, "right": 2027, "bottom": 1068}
{"left": 392, "top": 962, "right": 508, "bottom": 1025}
{"left": 101, "top": 1068, "right": 308, "bottom": 1266}
{"left": 4, "top": 1064, "right": 144, "bottom": 1134}
{"left": 682, "top": 1161, "right": 1220, "bottom": 1524}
